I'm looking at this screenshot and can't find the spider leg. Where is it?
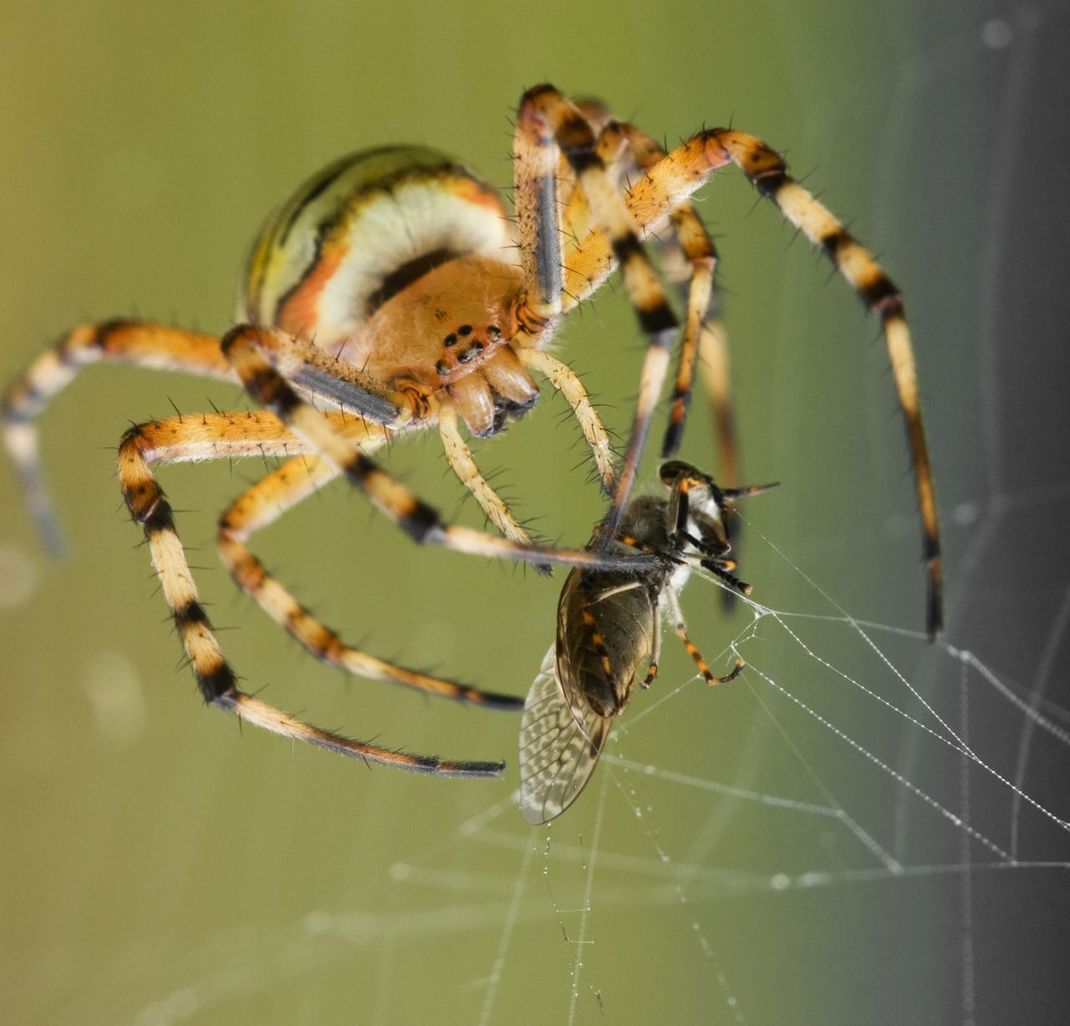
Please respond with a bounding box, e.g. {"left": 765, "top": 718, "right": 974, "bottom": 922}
{"left": 698, "top": 318, "right": 740, "bottom": 489}
{"left": 515, "top": 85, "right": 680, "bottom": 536}
{"left": 235, "top": 321, "right": 560, "bottom": 563}
{"left": 514, "top": 348, "right": 616, "bottom": 494}
{"left": 438, "top": 404, "right": 541, "bottom": 557}
{"left": 221, "top": 324, "right": 663, "bottom": 573}
{"left": 560, "top": 129, "right": 943, "bottom": 637}
{"left": 2, "top": 320, "right": 235, "bottom": 552}
{"left": 118, "top": 410, "right": 508, "bottom": 776}
{"left": 610, "top": 123, "right": 734, "bottom": 464}
{"left": 512, "top": 93, "right": 566, "bottom": 327}
{"left": 572, "top": 113, "right": 748, "bottom": 610}
{"left": 566, "top": 117, "right": 735, "bottom": 468}
{"left": 218, "top": 444, "right": 525, "bottom": 709}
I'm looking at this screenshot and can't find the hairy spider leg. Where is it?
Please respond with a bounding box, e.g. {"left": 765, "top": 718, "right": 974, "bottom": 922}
{"left": 698, "top": 318, "right": 740, "bottom": 489}
{"left": 553, "top": 128, "right": 943, "bottom": 637}
{"left": 2, "top": 321, "right": 236, "bottom": 552}
{"left": 514, "top": 348, "right": 616, "bottom": 493}
{"left": 437, "top": 405, "right": 538, "bottom": 555}
{"left": 217, "top": 442, "right": 523, "bottom": 709}
{"left": 515, "top": 85, "right": 680, "bottom": 535}
{"left": 585, "top": 119, "right": 730, "bottom": 464}
{"left": 118, "top": 409, "right": 509, "bottom": 776}
{"left": 2, "top": 315, "right": 659, "bottom": 602}
{"left": 221, "top": 325, "right": 665, "bottom": 574}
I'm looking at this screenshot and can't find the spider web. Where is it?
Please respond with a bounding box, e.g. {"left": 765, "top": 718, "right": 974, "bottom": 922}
{"left": 3, "top": 4, "right": 1069, "bottom": 1025}
{"left": 111, "top": 11, "right": 1070, "bottom": 1022}
{"left": 310, "top": 9, "right": 1070, "bottom": 1024}
{"left": 98, "top": 501, "right": 1070, "bottom": 1025}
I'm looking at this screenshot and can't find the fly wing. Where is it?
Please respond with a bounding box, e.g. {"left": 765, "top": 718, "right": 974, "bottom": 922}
{"left": 518, "top": 643, "right": 610, "bottom": 825}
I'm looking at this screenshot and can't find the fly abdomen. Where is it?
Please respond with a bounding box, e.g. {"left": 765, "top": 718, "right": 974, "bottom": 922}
{"left": 559, "top": 564, "right": 662, "bottom": 719}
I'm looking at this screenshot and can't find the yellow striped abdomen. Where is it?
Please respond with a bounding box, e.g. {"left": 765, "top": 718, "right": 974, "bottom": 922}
{"left": 240, "top": 146, "right": 514, "bottom": 349}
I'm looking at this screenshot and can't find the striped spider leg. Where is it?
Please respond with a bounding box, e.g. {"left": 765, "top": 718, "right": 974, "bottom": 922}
{"left": 118, "top": 409, "right": 521, "bottom": 776}
{"left": 571, "top": 101, "right": 738, "bottom": 475}
{"left": 552, "top": 119, "right": 943, "bottom": 637}
{"left": 518, "top": 461, "right": 775, "bottom": 824}
{"left": 0, "top": 322, "right": 555, "bottom": 773}
{"left": 513, "top": 87, "right": 684, "bottom": 532}
{"left": 121, "top": 397, "right": 663, "bottom": 777}
{"left": 1, "top": 123, "right": 686, "bottom": 774}
{"left": 576, "top": 108, "right": 748, "bottom": 605}
{"left": 3, "top": 84, "right": 942, "bottom": 775}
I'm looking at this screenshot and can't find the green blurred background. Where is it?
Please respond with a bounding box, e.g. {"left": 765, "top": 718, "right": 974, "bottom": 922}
{"left": 3, "top": 2, "right": 1069, "bottom": 1024}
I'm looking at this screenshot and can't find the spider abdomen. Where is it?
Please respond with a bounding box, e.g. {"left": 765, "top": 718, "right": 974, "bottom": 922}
{"left": 240, "top": 146, "right": 515, "bottom": 348}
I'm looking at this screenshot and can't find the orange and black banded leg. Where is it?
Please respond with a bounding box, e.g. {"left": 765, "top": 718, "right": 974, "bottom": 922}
{"left": 709, "top": 130, "right": 941, "bottom": 637}
{"left": 567, "top": 130, "right": 942, "bottom": 637}
{"left": 571, "top": 117, "right": 720, "bottom": 461}
{"left": 510, "top": 97, "right": 619, "bottom": 496}
{"left": 2, "top": 320, "right": 235, "bottom": 552}
{"left": 218, "top": 446, "right": 525, "bottom": 710}
{"left": 664, "top": 590, "right": 744, "bottom": 686}
{"left": 118, "top": 411, "right": 508, "bottom": 776}
{"left": 602, "top": 122, "right": 733, "bottom": 463}
{"left": 697, "top": 318, "right": 741, "bottom": 490}
{"left": 678, "top": 629, "right": 744, "bottom": 686}
{"left": 222, "top": 324, "right": 664, "bottom": 574}
{"left": 516, "top": 85, "right": 680, "bottom": 533}
{"left": 512, "top": 89, "right": 565, "bottom": 329}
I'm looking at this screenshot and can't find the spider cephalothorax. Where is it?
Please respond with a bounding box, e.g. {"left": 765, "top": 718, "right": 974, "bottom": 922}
{"left": 2, "top": 85, "right": 942, "bottom": 778}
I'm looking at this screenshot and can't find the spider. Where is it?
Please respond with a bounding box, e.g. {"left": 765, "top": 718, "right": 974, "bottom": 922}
{"left": 518, "top": 461, "right": 773, "bottom": 824}
{"left": 2, "top": 84, "right": 942, "bottom": 778}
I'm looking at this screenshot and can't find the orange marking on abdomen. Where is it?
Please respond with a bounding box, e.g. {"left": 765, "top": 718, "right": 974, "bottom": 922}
{"left": 447, "top": 176, "right": 509, "bottom": 215}
{"left": 275, "top": 235, "right": 351, "bottom": 338}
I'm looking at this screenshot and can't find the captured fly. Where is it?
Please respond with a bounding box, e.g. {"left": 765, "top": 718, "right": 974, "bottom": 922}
{"left": 518, "top": 461, "right": 774, "bottom": 824}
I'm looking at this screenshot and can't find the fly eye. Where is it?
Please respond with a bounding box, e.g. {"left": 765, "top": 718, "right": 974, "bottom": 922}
{"left": 658, "top": 459, "right": 692, "bottom": 485}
